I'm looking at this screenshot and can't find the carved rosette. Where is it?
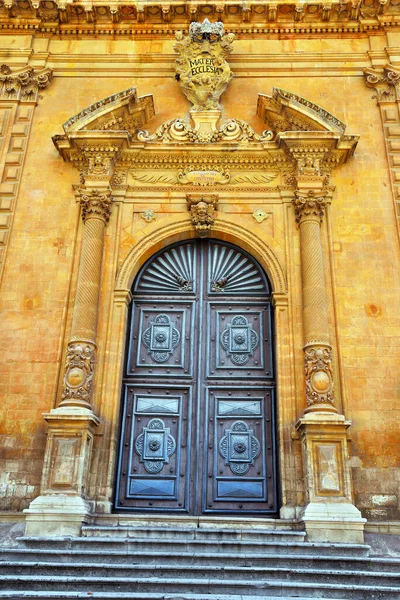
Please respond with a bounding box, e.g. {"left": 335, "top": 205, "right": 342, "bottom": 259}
{"left": 304, "top": 343, "right": 335, "bottom": 407}
{"left": 78, "top": 188, "right": 113, "bottom": 223}
{"left": 187, "top": 194, "right": 218, "bottom": 238}
{"left": 61, "top": 342, "right": 96, "bottom": 408}
{"left": 292, "top": 190, "right": 327, "bottom": 224}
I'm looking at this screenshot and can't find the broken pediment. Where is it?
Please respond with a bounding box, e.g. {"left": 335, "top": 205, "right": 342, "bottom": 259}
{"left": 257, "top": 87, "right": 347, "bottom": 135}
{"left": 53, "top": 87, "right": 155, "bottom": 161}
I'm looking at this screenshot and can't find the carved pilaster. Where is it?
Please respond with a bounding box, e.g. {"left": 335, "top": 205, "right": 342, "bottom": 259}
{"left": 363, "top": 64, "right": 400, "bottom": 229}
{"left": 0, "top": 64, "right": 53, "bottom": 283}
{"left": 187, "top": 194, "right": 218, "bottom": 238}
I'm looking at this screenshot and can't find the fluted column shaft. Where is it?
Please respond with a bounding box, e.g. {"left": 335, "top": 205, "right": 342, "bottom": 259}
{"left": 59, "top": 187, "right": 112, "bottom": 410}
{"left": 293, "top": 188, "right": 336, "bottom": 414}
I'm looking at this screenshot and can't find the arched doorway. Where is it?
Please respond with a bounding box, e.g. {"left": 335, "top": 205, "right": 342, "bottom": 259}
{"left": 115, "top": 239, "right": 278, "bottom": 515}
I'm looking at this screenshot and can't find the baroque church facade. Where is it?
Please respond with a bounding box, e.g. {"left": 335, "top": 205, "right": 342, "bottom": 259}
{"left": 0, "top": 1, "right": 399, "bottom": 547}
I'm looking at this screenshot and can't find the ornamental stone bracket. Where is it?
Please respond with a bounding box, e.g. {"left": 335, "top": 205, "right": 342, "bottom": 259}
{"left": 186, "top": 193, "right": 218, "bottom": 237}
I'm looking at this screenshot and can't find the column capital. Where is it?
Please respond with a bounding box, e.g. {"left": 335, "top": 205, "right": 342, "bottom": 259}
{"left": 364, "top": 64, "right": 400, "bottom": 103}
{"left": 78, "top": 187, "right": 113, "bottom": 223}
{"left": 292, "top": 189, "right": 328, "bottom": 225}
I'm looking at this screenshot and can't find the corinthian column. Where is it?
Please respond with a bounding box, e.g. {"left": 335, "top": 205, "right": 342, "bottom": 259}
{"left": 292, "top": 187, "right": 336, "bottom": 414}
{"left": 60, "top": 188, "right": 112, "bottom": 410}
{"left": 290, "top": 162, "right": 365, "bottom": 545}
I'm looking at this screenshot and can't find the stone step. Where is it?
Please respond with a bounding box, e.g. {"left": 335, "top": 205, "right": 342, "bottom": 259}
{"left": 0, "top": 594, "right": 350, "bottom": 600}
{"left": 81, "top": 525, "right": 306, "bottom": 542}
{"left": 17, "top": 536, "right": 371, "bottom": 557}
{"left": 0, "top": 560, "right": 399, "bottom": 587}
{"left": 1, "top": 574, "right": 400, "bottom": 599}
{"left": 2, "top": 547, "right": 398, "bottom": 571}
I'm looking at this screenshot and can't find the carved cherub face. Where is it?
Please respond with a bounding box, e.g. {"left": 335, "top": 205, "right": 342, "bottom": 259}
{"left": 196, "top": 201, "right": 208, "bottom": 218}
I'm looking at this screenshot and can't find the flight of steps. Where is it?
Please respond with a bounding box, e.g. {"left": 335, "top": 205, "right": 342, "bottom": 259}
{"left": 0, "top": 521, "right": 400, "bottom": 600}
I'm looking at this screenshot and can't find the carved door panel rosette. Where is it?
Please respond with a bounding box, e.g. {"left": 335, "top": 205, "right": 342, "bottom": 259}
{"left": 142, "top": 313, "right": 180, "bottom": 363}
{"left": 135, "top": 418, "right": 176, "bottom": 474}
{"left": 219, "top": 421, "right": 261, "bottom": 475}
{"left": 304, "top": 343, "right": 335, "bottom": 406}
{"left": 220, "top": 315, "right": 259, "bottom": 365}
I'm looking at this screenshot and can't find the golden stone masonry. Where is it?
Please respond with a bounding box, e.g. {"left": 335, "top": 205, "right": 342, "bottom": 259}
{"left": 0, "top": 1, "right": 399, "bottom": 551}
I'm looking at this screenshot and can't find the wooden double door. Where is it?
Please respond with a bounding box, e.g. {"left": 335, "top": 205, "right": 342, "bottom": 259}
{"left": 115, "top": 239, "right": 278, "bottom": 515}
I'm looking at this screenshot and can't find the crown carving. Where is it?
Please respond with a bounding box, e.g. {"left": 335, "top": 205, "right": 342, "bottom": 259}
{"left": 188, "top": 18, "right": 224, "bottom": 43}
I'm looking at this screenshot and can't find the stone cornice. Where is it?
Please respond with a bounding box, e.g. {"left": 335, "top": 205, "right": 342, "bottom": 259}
{"left": 0, "top": 0, "right": 399, "bottom": 36}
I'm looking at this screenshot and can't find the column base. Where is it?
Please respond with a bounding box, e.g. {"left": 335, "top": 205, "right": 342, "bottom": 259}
{"left": 301, "top": 501, "right": 366, "bottom": 544}
{"left": 24, "top": 495, "right": 92, "bottom": 537}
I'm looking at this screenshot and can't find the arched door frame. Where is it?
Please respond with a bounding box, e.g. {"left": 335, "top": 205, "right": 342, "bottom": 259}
{"left": 96, "top": 218, "right": 299, "bottom": 520}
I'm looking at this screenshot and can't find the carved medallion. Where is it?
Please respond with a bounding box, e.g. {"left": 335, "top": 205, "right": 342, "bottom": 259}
{"left": 220, "top": 315, "right": 259, "bottom": 365}
{"left": 219, "top": 421, "right": 261, "bottom": 475}
{"left": 142, "top": 314, "right": 180, "bottom": 363}
{"left": 135, "top": 418, "right": 176, "bottom": 474}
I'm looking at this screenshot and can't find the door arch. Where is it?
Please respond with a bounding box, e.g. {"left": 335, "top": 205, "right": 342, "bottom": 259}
{"left": 115, "top": 239, "right": 278, "bottom": 515}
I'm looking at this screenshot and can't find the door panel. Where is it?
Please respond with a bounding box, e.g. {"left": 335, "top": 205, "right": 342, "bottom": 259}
{"left": 116, "top": 240, "right": 278, "bottom": 515}
{"left": 207, "top": 302, "right": 273, "bottom": 379}
{"left": 127, "top": 301, "right": 196, "bottom": 378}
{"left": 117, "top": 384, "right": 192, "bottom": 511}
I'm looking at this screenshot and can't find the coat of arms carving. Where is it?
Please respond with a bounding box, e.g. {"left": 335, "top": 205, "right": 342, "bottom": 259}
{"left": 174, "top": 19, "right": 235, "bottom": 111}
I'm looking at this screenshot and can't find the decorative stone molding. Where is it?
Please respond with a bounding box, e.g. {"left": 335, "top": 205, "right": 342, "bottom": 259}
{"left": 78, "top": 187, "right": 113, "bottom": 223}
{"left": 187, "top": 194, "right": 218, "bottom": 237}
{"left": 0, "top": 1, "right": 397, "bottom": 35}
{"left": 174, "top": 19, "right": 234, "bottom": 111}
{"left": 292, "top": 190, "right": 328, "bottom": 224}
{"left": 304, "top": 343, "right": 335, "bottom": 409}
{"left": 61, "top": 342, "right": 96, "bottom": 410}
{"left": 364, "top": 64, "right": 400, "bottom": 104}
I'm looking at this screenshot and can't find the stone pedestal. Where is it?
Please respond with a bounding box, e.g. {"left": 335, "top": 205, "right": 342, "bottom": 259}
{"left": 296, "top": 413, "right": 366, "bottom": 544}
{"left": 24, "top": 408, "right": 99, "bottom": 536}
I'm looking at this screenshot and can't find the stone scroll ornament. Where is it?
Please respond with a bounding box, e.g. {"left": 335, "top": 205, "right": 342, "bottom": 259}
{"left": 174, "top": 19, "right": 235, "bottom": 111}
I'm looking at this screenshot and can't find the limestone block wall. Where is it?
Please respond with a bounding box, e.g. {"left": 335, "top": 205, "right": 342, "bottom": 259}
{"left": 0, "top": 30, "right": 399, "bottom": 520}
